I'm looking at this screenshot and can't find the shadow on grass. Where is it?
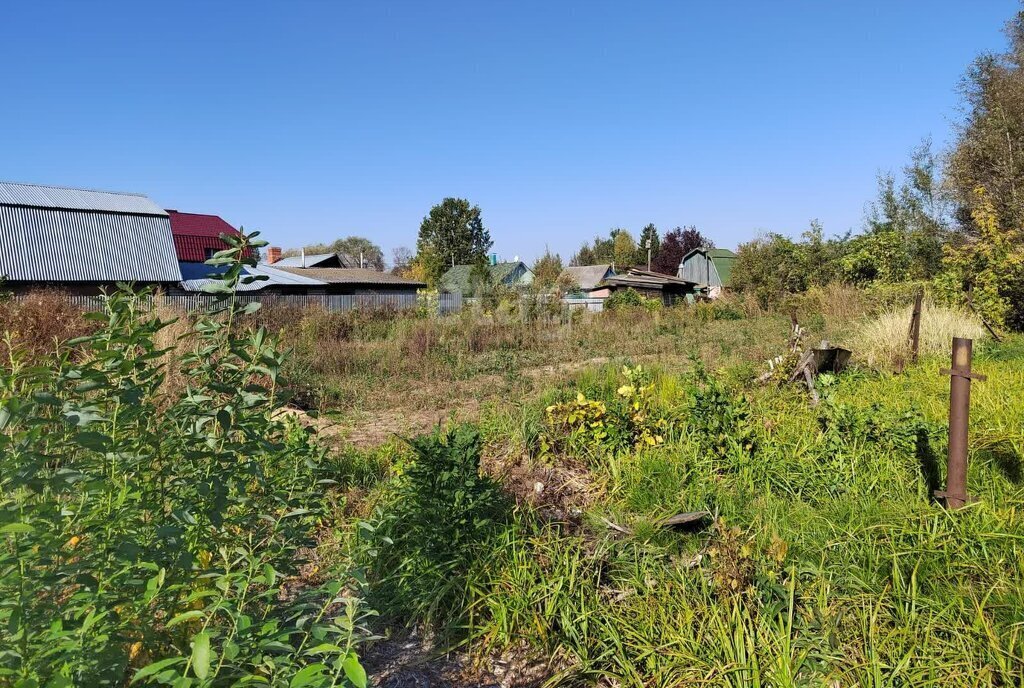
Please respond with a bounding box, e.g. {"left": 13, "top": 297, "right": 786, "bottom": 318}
{"left": 916, "top": 427, "right": 943, "bottom": 500}
{"left": 982, "top": 440, "right": 1023, "bottom": 485}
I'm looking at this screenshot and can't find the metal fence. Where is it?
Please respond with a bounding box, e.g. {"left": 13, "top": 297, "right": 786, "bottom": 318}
{"left": 11, "top": 291, "right": 464, "bottom": 315}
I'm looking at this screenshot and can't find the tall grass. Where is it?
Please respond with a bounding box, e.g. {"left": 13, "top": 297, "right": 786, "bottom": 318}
{"left": 850, "top": 301, "right": 988, "bottom": 368}
{"left": 354, "top": 343, "right": 1024, "bottom": 685}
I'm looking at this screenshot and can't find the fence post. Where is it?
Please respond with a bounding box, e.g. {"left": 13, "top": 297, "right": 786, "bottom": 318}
{"left": 907, "top": 289, "right": 923, "bottom": 363}
{"left": 937, "top": 337, "right": 985, "bottom": 509}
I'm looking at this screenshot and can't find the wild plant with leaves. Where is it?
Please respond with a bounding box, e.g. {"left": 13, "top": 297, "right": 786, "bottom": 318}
{"left": 0, "top": 232, "right": 372, "bottom": 687}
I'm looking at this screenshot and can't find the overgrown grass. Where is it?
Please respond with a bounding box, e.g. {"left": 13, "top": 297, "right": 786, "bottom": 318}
{"left": 851, "top": 301, "right": 989, "bottom": 368}
{"left": 351, "top": 340, "right": 1024, "bottom": 685}
{"left": 5, "top": 278, "right": 1020, "bottom": 685}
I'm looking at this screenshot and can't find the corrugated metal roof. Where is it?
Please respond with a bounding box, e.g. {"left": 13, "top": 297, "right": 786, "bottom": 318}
{"left": 271, "top": 252, "right": 366, "bottom": 268}
{"left": 178, "top": 262, "right": 328, "bottom": 292}
{"left": 0, "top": 181, "right": 168, "bottom": 216}
{"left": 0, "top": 205, "right": 182, "bottom": 282}
{"left": 271, "top": 253, "right": 338, "bottom": 268}
{"left": 562, "top": 264, "right": 614, "bottom": 291}
{"left": 275, "top": 266, "right": 425, "bottom": 287}
{"left": 440, "top": 261, "right": 533, "bottom": 295}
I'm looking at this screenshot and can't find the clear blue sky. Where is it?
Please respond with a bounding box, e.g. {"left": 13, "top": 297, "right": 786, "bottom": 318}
{"left": 0, "top": 1, "right": 1018, "bottom": 264}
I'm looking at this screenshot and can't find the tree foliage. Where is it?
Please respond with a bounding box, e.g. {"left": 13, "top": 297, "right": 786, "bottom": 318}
{"left": 948, "top": 11, "right": 1024, "bottom": 232}
{"left": 391, "top": 245, "right": 415, "bottom": 276}
{"left": 651, "top": 226, "right": 713, "bottom": 275}
{"left": 612, "top": 229, "right": 640, "bottom": 268}
{"left": 935, "top": 188, "right": 1024, "bottom": 330}
{"left": 638, "top": 223, "right": 660, "bottom": 268}
{"left": 416, "top": 198, "right": 493, "bottom": 284}
{"left": 282, "top": 236, "right": 386, "bottom": 270}
{"left": 731, "top": 233, "right": 810, "bottom": 308}
{"left": 532, "top": 249, "right": 564, "bottom": 290}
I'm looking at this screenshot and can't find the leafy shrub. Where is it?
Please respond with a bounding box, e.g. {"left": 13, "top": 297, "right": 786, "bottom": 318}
{"left": 0, "top": 237, "right": 372, "bottom": 687}
{"left": 543, "top": 392, "right": 610, "bottom": 455}
{"left": 542, "top": 366, "right": 669, "bottom": 457}
{"left": 366, "top": 426, "right": 508, "bottom": 628}
{"left": 694, "top": 300, "right": 744, "bottom": 323}
{"left": 684, "top": 361, "right": 757, "bottom": 462}
{"left": 604, "top": 288, "right": 661, "bottom": 312}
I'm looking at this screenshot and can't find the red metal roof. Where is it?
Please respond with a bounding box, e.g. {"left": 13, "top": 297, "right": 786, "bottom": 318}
{"left": 167, "top": 209, "right": 249, "bottom": 262}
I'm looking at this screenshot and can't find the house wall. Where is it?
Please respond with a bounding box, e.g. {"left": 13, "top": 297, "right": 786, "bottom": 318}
{"left": 503, "top": 263, "right": 534, "bottom": 288}
{"left": 679, "top": 253, "right": 713, "bottom": 287}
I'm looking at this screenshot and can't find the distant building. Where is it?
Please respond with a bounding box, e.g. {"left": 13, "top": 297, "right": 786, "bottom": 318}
{"left": 177, "top": 261, "right": 328, "bottom": 294}
{"left": 440, "top": 259, "right": 534, "bottom": 297}
{"left": 0, "top": 180, "right": 182, "bottom": 294}
{"left": 167, "top": 209, "right": 249, "bottom": 262}
{"left": 561, "top": 264, "right": 615, "bottom": 298}
{"left": 603, "top": 269, "right": 699, "bottom": 305}
{"left": 678, "top": 247, "right": 736, "bottom": 298}
{"left": 269, "top": 251, "right": 362, "bottom": 269}
{"left": 273, "top": 266, "right": 426, "bottom": 295}
{"left": 170, "top": 211, "right": 324, "bottom": 294}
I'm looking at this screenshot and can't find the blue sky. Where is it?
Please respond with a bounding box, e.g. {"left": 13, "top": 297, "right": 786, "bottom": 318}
{"left": 0, "top": 1, "right": 1018, "bottom": 264}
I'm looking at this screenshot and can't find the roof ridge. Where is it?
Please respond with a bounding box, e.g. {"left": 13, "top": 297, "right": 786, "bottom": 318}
{"left": 0, "top": 179, "right": 148, "bottom": 198}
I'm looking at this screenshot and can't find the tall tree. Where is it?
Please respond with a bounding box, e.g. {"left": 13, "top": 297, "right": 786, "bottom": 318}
{"left": 851, "top": 140, "right": 950, "bottom": 281}
{"left": 569, "top": 232, "right": 617, "bottom": 266}
{"left": 948, "top": 10, "right": 1024, "bottom": 231}
{"left": 416, "top": 198, "right": 492, "bottom": 283}
{"left": 651, "top": 226, "right": 713, "bottom": 275}
{"left": 638, "top": 223, "right": 660, "bottom": 269}
{"left": 936, "top": 188, "right": 1024, "bottom": 330}
{"left": 612, "top": 229, "right": 640, "bottom": 268}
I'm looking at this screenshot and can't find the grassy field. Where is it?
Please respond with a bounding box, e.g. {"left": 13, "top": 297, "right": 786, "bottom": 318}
{"left": 336, "top": 328, "right": 1023, "bottom": 686}
{"left": 1, "top": 283, "right": 1022, "bottom": 686}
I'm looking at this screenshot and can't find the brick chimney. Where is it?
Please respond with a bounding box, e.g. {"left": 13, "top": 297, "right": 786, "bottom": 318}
{"left": 266, "top": 246, "right": 281, "bottom": 264}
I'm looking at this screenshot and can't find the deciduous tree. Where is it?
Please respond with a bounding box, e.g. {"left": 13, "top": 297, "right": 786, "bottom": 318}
{"left": 416, "top": 198, "right": 493, "bottom": 283}
{"left": 948, "top": 10, "right": 1024, "bottom": 232}
{"left": 532, "top": 249, "right": 564, "bottom": 290}
{"left": 651, "top": 226, "right": 713, "bottom": 275}
{"left": 281, "top": 236, "right": 386, "bottom": 270}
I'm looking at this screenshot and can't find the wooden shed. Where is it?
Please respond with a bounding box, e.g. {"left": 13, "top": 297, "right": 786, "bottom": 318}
{"left": 677, "top": 248, "right": 736, "bottom": 298}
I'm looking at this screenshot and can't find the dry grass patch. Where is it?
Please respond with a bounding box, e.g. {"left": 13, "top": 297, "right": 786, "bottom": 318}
{"left": 850, "top": 301, "right": 988, "bottom": 368}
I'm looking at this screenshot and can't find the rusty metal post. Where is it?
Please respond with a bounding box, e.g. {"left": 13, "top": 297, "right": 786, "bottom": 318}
{"left": 938, "top": 337, "right": 985, "bottom": 508}
{"left": 908, "top": 289, "right": 923, "bottom": 363}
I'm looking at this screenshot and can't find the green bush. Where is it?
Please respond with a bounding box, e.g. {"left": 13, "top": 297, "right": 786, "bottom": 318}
{"left": 0, "top": 236, "right": 372, "bottom": 687}
{"left": 605, "top": 288, "right": 662, "bottom": 312}
{"left": 693, "top": 300, "right": 744, "bottom": 323}
{"left": 365, "top": 426, "right": 509, "bottom": 629}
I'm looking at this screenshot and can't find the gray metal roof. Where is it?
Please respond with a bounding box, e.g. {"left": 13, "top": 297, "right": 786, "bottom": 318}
{"left": 179, "top": 263, "right": 328, "bottom": 292}
{"left": 0, "top": 205, "right": 182, "bottom": 283}
{"left": 0, "top": 181, "right": 168, "bottom": 216}
{"left": 562, "top": 264, "right": 614, "bottom": 291}
{"left": 271, "top": 253, "right": 338, "bottom": 268}
{"left": 275, "top": 266, "right": 426, "bottom": 287}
